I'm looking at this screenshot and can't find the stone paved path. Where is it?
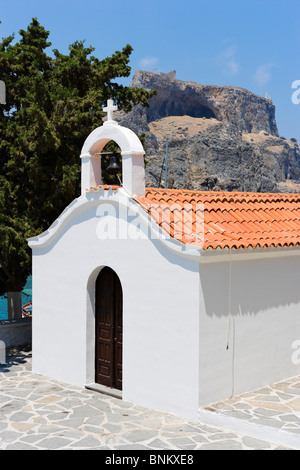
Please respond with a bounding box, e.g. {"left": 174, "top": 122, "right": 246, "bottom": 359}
{"left": 0, "top": 347, "right": 297, "bottom": 450}
{"left": 207, "top": 376, "right": 300, "bottom": 444}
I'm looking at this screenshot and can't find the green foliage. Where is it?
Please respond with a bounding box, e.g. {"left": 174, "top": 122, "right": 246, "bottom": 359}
{"left": 0, "top": 18, "right": 156, "bottom": 294}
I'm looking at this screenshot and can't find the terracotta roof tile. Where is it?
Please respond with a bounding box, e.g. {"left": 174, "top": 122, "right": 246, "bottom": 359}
{"left": 134, "top": 188, "right": 300, "bottom": 250}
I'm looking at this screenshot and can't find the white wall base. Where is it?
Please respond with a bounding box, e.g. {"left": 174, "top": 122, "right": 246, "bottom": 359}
{"left": 198, "top": 409, "right": 300, "bottom": 450}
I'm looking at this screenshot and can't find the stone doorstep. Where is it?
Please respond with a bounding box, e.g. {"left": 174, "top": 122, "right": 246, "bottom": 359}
{"left": 85, "top": 383, "right": 122, "bottom": 400}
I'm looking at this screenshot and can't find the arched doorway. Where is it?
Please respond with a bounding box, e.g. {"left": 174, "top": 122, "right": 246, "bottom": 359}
{"left": 95, "top": 267, "right": 123, "bottom": 390}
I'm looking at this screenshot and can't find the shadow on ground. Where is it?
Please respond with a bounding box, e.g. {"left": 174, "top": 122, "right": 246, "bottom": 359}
{"left": 0, "top": 345, "right": 32, "bottom": 373}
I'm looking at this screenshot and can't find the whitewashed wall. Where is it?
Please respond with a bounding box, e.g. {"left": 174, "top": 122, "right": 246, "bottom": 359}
{"left": 30, "top": 194, "right": 200, "bottom": 420}
{"left": 29, "top": 191, "right": 300, "bottom": 419}
{"left": 198, "top": 254, "right": 300, "bottom": 406}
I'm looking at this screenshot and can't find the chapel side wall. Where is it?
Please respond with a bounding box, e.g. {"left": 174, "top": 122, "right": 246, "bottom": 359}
{"left": 31, "top": 245, "right": 89, "bottom": 384}
{"left": 198, "top": 254, "right": 300, "bottom": 407}
{"left": 31, "top": 203, "right": 201, "bottom": 420}
{"left": 121, "top": 241, "right": 200, "bottom": 420}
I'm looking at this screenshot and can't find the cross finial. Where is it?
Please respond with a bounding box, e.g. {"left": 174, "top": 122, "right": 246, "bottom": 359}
{"left": 103, "top": 99, "right": 118, "bottom": 122}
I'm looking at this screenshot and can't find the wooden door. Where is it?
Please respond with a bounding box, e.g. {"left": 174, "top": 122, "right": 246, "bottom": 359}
{"left": 95, "top": 267, "right": 123, "bottom": 390}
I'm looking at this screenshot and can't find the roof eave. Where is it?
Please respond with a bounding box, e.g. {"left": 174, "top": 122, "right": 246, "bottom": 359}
{"left": 199, "top": 244, "right": 300, "bottom": 263}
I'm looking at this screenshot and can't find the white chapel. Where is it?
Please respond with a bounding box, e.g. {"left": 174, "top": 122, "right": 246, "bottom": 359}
{"left": 28, "top": 100, "right": 300, "bottom": 420}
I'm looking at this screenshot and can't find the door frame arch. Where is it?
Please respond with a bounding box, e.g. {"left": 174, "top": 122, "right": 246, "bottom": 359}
{"left": 95, "top": 266, "right": 123, "bottom": 390}
{"left": 85, "top": 265, "right": 123, "bottom": 394}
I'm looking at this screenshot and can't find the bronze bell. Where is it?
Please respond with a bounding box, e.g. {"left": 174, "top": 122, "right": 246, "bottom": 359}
{"left": 106, "top": 153, "right": 122, "bottom": 173}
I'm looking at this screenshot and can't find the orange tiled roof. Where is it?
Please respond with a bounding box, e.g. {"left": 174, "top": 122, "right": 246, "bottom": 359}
{"left": 134, "top": 188, "right": 300, "bottom": 250}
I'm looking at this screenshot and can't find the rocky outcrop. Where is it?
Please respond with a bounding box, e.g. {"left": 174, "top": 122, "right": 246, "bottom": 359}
{"left": 131, "top": 70, "right": 279, "bottom": 136}
{"left": 144, "top": 116, "right": 300, "bottom": 193}
{"left": 114, "top": 71, "right": 300, "bottom": 193}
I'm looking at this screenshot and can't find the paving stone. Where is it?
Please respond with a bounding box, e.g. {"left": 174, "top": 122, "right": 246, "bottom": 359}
{"left": 20, "top": 434, "right": 48, "bottom": 444}
{"left": 36, "top": 395, "right": 63, "bottom": 404}
{"left": 58, "top": 398, "right": 84, "bottom": 409}
{"left": 167, "top": 437, "right": 196, "bottom": 447}
{"left": 121, "top": 429, "right": 158, "bottom": 443}
{"left": 160, "top": 423, "right": 200, "bottom": 434}
{"left": 242, "top": 437, "right": 271, "bottom": 449}
{"left": 191, "top": 434, "right": 209, "bottom": 444}
{"left": 254, "top": 395, "right": 281, "bottom": 402}
{"left": 0, "top": 400, "right": 25, "bottom": 414}
{"left": 62, "top": 429, "right": 95, "bottom": 441}
{"left": 288, "top": 398, "right": 300, "bottom": 411}
{"left": 198, "top": 440, "right": 244, "bottom": 450}
{"left": 242, "top": 401, "right": 291, "bottom": 413}
{"left": 71, "top": 405, "right": 104, "bottom": 418}
{"left": 1, "top": 347, "right": 299, "bottom": 451}
{"left": 255, "top": 388, "right": 275, "bottom": 395}
{"left": 173, "top": 423, "right": 206, "bottom": 434}
{"left": 7, "top": 390, "right": 33, "bottom": 399}
{"left": 277, "top": 392, "right": 296, "bottom": 400}
{"left": 233, "top": 402, "right": 252, "bottom": 410}
{"left": 147, "top": 438, "right": 169, "bottom": 449}
{"left": 90, "top": 401, "right": 112, "bottom": 413}
{"left": 36, "top": 436, "right": 74, "bottom": 449}
{"left": 85, "top": 416, "right": 105, "bottom": 426}
{"left": 53, "top": 418, "right": 85, "bottom": 429}
{"left": 0, "top": 422, "right": 8, "bottom": 431}
{"left": 278, "top": 414, "right": 300, "bottom": 422}
{"left": 131, "top": 405, "right": 149, "bottom": 412}
{"left": 254, "top": 407, "right": 284, "bottom": 417}
{"left": 0, "top": 430, "right": 22, "bottom": 442}
{"left": 46, "top": 412, "right": 72, "bottom": 421}
{"left": 37, "top": 424, "right": 66, "bottom": 434}
{"left": 113, "top": 400, "right": 135, "bottom": 409}
{"left": 104, "top": 412, "right": 141, "bottom": 424}
{"left": 10, "top": 411, "right": 35, "bottom": 422}
{"left": 71, "top": 436, "right": 103, "bottom": 448}
{"left": 79, "top": 425, "right": 103, "bottom": 434}
{"left": 6, "top": 442, "right": 40, "bottom": 450}
{"left": 250, "top": 418, "right": 285, "bottom": 429}
{"left": 209, "top": 432, "right": 240, "bottom": 441}
{"left": 103, "top": 423, "right": 123, "bottom": 434}
{"left": 11, "top": 422, "right": 37, "bottom": 432}
{"left": 224, "top": 410, "right": 252, "bottom": 420}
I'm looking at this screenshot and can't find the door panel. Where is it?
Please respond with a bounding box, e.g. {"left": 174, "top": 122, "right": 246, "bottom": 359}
{"left": 95, "top": 267, "right": 123, "bottom": 390}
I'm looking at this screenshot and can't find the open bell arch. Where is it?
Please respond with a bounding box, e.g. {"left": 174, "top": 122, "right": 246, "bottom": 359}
{"left": 80, "top": 102, "right": 145, "bottom": 197}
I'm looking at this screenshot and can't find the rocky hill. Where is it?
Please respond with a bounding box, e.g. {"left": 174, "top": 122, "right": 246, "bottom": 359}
{"left": 114, "top": 70, "right": 300, "bottom": 193}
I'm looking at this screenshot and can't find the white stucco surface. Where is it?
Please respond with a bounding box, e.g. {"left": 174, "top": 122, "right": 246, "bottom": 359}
{"left": 198, "top": 255, "right": 300, "bottom": 406}
{"left": 29, "top": 191, "right": 200, "bottom": 419}
{"left": 80, "top": 120, "right": 145, "bottom": 197}
{"left": 28, "top": 106, "right": 300, "bottom": 420}
{"left": 28, "top": 189, "right": 300, "bottom": 418}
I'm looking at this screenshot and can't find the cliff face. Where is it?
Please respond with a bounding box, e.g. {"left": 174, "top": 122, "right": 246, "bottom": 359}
{"left": 131, "top": 70, "right": 279, "bottom": 136}
{"left": 114, "top": 71, "right": 300, "bottom": 193}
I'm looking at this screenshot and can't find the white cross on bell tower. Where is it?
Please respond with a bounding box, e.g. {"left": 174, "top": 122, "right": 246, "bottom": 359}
{"left": 103, "top": 99, "right": 118, "bottom": 125}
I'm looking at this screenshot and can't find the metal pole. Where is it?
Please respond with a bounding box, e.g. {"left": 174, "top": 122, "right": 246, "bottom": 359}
{"left": 0, "top": 80, "right": 6, "bottom": 104}
{"left": 165, "top": 138, "right": 168, "bottom": 189}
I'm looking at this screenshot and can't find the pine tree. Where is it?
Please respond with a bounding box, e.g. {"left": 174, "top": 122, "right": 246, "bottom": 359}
{"left": 0, "top": 18, "right": 156, "bottom": 318}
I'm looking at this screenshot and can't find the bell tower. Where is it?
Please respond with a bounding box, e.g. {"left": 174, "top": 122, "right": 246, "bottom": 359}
{"left": 80, "top": 100, "right": 146, "bottom": 197}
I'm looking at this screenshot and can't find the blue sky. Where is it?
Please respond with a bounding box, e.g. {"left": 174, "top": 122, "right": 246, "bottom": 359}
{"left": 1, "top": 0, "right": 299, "bottom": 141}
